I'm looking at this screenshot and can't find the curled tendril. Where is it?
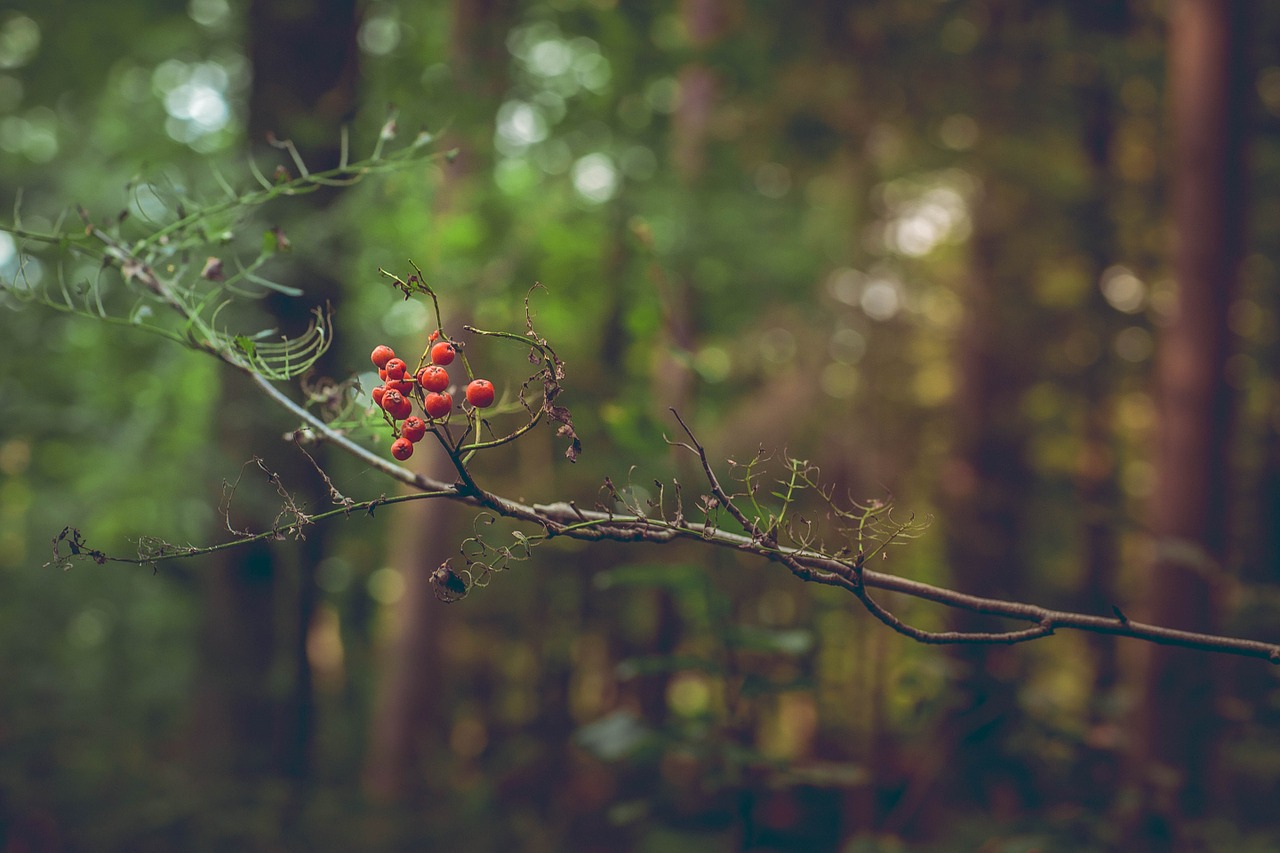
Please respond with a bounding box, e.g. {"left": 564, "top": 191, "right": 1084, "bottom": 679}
{"left": 450, "top": 511, "right": 541, "bottom": 596}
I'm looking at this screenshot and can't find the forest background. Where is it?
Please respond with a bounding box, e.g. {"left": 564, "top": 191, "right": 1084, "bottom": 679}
{"left": 2, "top": 0, "right": 1279, "bottom": 851}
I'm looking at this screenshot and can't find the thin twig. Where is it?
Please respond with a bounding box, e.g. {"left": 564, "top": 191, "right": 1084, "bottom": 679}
{"left": 29, "top": 214, "right": 1280, "bottom": 666}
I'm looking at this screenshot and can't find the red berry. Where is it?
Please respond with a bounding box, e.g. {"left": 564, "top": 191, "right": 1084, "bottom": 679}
{"left": 466, "top": 379, "right": 495, "bottom": 409}
{"left": 384, "top": 358, "right": 408, "bottom": 381}
{"left": 401, "top": 416, "right": 427, "bottom": 443}
{"left": 371, "top": 345, "right": 396, "bottom": 369}
{"left": 371, "top": 386, "right": 386, "bottom": 407}
{"left": 418, "top": 365, "right": 449, "bottom": 392}
{"left": 429, "top": 329, "right": 441, "bottom": 343}
{"left": 430, "top": 342, "right": 456, "bottom": 366}
{"left": 382, "top": 389, "right": 412, "bottom": 420}
{"left": 390, "top": 437, "right": 414, "bottom": 460}
{"left": 378, "top": 368, "right": 387, "bottom": 381}
{"left": 424, "top": 391, "right": 453, "bottom": 420}
{"left": 385, "top": 377, "right": 414, "bottom": 395}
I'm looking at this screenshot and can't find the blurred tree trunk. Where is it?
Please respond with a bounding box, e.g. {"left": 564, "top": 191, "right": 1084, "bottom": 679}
{"left": 935, "top": 179, "right": 1038, "bottom": 817}
{"left": 193, "top": 0, "right": 359, "bottom": 788}
{"left": 640, "top": 0, "right": 721, "bottom": 825}
{"left": 664, "top": 0, "right": 726, "bottom": 407}
{"left": 1130, "top": 0, "right": 1247, "bottom": 844}
{"left": 1065, "top": 0, "right": 1130, "bottom": 809}
{"left": 1069, "top": 74, "right": 1126, "bottom": 809}
{"left": 362, "top": 0, "right": 515, "bottom": 804}
{"left": 898, "top": 4, "right": 1046, "bottom": 827}
{"left": 361, "top": 452, "right": 457, "bottom": 802}
{"left": 634, "top": 0, "right": 729, "bottom": 731}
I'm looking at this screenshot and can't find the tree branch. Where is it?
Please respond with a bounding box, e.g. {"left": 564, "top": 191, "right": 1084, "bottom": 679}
{"left": 23, "top": 209, "right": 1280, "bottom": 666}
{"left": 182, "top": 369, "right": 1280, "bottom": 665}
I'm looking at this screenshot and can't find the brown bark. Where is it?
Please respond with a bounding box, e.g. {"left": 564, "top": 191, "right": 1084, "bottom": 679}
{"left": 1132, "top": 0, "right": 1247, "bottom": 841}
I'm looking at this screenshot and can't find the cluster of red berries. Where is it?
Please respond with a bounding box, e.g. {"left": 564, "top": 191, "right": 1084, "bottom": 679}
{"left": 370, "top": 333, "right": 497, "bottom": 461}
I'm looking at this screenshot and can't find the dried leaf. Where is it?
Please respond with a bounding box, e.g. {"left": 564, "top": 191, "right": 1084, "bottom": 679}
{"left": 201, "top": 256, "right": 225, "bottom": 281}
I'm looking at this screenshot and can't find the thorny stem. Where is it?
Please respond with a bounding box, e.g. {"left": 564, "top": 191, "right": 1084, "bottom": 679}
{"left": 30, "top": 219, "right": 1280, "bottom": 667}
{"left": 89, "top": 488, "right": 454, "bottom": 567}
{"left": 74, "top": 364, "right": 1280, "bottom": 664}
{"left": 200, "top": 383, "right": 1280, "bottom": 663}
{"left": 250, "top": 389, "right": 1280, "bottom": 664}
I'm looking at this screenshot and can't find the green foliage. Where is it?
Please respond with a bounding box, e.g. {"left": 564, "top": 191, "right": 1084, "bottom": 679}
{"left": 3, "top": 130, "right": 443, "bottom": 379}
